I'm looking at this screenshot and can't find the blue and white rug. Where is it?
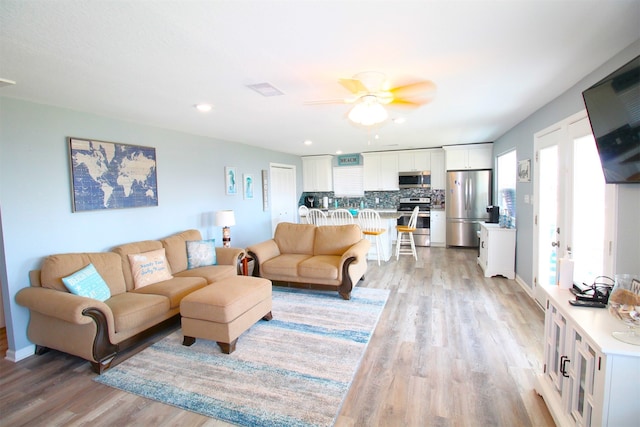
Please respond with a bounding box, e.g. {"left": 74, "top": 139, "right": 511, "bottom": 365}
{"left": 95, "top": 286, "right": 389, "bottom": 427}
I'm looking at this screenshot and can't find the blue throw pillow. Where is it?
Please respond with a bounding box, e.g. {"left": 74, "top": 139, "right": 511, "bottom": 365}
{"left": 186, "top": 239, "right": 217, "bottom": 269}
{"left": 61, "top": 263, "right": 111, "bottom": 302}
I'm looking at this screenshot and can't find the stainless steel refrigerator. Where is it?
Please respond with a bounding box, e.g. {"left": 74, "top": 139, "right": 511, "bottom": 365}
{"left": 446, "top": 169, "right": 492, "bottom": 247}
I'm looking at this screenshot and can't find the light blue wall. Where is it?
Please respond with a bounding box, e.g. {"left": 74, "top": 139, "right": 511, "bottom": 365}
{"left": 493, "top": 40, "right": 640, "bottom": 288}
{"left": 0, "top": 97, "right": 302, "bottom": 356}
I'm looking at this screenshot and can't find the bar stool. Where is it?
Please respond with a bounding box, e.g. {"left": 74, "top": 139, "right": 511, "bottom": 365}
{"left": 307, "top": 208, "right": 328, "bottom": 225}
{"left": 331, "top": 209, "right": 355, "bottom": 225}
{"left": 396, "top": 206, "right": 419, "bottom": 260}
{"left": 358, "top": 209, "right": 386, "bottom": 265}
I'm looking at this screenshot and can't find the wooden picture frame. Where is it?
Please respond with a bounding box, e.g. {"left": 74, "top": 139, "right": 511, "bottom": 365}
{"left": 68, "top": 137, "right": 158, "bottom": 212}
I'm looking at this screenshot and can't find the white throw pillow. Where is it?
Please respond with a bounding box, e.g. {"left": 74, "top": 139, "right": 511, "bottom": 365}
{"left": 128, "top": 248, "right": 173, "bottom": 289}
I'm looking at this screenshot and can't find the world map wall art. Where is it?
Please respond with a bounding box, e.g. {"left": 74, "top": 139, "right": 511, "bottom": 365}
{"left": 68, "top": 137, "right": 158, "bottom": 212}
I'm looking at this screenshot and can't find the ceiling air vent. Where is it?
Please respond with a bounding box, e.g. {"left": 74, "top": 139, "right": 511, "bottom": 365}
{"left": 246, "top": 82, "right": 284, "bottom": 97}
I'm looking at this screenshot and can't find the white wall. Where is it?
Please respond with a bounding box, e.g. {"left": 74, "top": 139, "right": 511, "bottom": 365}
{"left": 493, "top": 40, "right": 640, "bottom": 288}
{"left": 0, "top": 98, "right": 302, "bottom": 358}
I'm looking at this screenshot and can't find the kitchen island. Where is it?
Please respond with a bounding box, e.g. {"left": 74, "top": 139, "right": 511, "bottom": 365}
{"left": 298, "top": 209, "right": 401, "bottom": 262}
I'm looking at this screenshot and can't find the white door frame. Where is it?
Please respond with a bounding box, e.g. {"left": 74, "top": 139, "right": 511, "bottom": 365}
{"left": 269, "top": 163, "right": 297, "bottom": 234}
{"left": 533, "top": 110, "right": 617, "bottom": 304}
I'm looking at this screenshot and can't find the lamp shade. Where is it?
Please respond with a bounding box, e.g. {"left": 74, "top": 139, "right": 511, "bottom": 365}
{"left": 215, "top": 210, "right": 236, "bottom": 227}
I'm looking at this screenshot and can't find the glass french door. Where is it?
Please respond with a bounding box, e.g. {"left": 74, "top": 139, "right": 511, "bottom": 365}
{"left": 534, "top": 111, "right": 615, "bottom": 305}
{"left": 534, "top": 128, "right": 562, "bottom": 305}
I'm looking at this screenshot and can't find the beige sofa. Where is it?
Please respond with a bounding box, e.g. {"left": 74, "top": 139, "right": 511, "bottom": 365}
{"left": 16, "top": 229, "right": 243, "bottom": 373}
{"left": 246, "top": 222, "right": 370, "bottom": 300}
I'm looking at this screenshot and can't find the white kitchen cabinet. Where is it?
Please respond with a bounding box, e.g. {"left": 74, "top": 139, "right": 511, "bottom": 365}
{"left": 430, "top": 210, "right": 446, "bottom": 247}
{"left": 444, "top": 143, "right": 493, "bottom": 170}
{"left": 430, "top": 149, "right": 445, "bottom": 189}
{"left": 398, "top": 150, "right": 430, "bottom": 172}
{"left": 363, "top": 152, "right": 399, "bottom": 191}
{"left": 477, "top": 223, "right": 515, "bottom": 279}
{"left": 535, "top": 286, "right": 640, "bottom": 427}
{"left": 302, "top": 155, "right": 332, "bottom": 192}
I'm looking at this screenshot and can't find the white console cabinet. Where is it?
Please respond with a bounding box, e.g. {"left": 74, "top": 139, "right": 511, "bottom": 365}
{"left": 535, "top": 286, "right": 640, "bottom": 427}
{"left": 477, "top": 223, "right": 515, "bottom": 279}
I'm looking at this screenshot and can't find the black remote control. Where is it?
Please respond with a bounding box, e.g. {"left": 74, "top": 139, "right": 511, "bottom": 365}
{"left": 569, "top": 299, "right": 606, "bottom": 308}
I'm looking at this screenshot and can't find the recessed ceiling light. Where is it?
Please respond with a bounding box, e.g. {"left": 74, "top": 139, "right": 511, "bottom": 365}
{"left": 195, "top": 104, "right": 212, "bottom": 112}
{"left": 336, "top": 150, "right": 343, "bottom": 154}
{"left": 393, "top": 117, "right": 406, "bottom": 124}
{"left": 303, "top": 140, "right": 313, "bottom": 146}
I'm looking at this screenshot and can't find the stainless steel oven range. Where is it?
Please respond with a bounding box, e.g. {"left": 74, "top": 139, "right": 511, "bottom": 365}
{"left": 397, "top": 197, "right": 431, "bottom": 247}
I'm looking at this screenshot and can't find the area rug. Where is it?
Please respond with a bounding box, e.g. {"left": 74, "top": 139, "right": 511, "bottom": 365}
{"left": 95, "top": 286, "right": 389, "bottom": 426}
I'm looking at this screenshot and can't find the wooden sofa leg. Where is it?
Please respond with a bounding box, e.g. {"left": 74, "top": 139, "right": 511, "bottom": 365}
{"left": 182, "top": 336, "right": 196, "bottom": 346}
{"left": 262, "top": 311, "right": 273, "bottom": 321}
{"left": 91, "top": 355, "right": 116, "bottom": 375}
{"left": 339, "top": 291, "right": 351, "bottom": 300}
{"left": 217, "top": 339, "right": 237, "bottom": 354}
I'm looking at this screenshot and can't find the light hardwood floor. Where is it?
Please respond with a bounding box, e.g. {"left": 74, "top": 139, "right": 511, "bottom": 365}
{"left": 0, "top": 247, "right": 555, "bottom": 426}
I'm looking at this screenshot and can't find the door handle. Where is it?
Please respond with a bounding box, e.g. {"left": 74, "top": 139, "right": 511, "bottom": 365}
{"left": 551, "top": 241, "right": 560, "bottom": 247}
{"left": 560, "top": 355, "right": 570, "bottom": 377}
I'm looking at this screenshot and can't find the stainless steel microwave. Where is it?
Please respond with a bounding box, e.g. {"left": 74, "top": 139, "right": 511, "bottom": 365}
{"left": 398, "top": 171, "right": 431, "bottom": 188}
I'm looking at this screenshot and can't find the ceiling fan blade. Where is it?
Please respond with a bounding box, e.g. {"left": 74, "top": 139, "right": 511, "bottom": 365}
{"left": 389, "top": 80, "right": 436, "bottom": 98}
{"left": 388, "top": 98, "right": 430, "bottom": 109}
{"left": 339, "top": 78, "right": 369, "bottom": 94}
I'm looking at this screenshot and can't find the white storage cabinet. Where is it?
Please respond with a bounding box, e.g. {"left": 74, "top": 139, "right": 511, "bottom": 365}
{"left": 430, "top": 210, "right": 446, "bottom": 247}
{"left": 444, "top": 143, "right": 493, "bottom": 170}
{"left": 362, "top": 152, "right": 399, "bottom": 191}
{"left": 398, "top": 150, "right": 430, "bottom": 172}
{"left": 477, "top": 223, "right": 515, "bottom": 279}
{"left": 535, "top": 286, "right": 640, "bottom": 427}
{"left": 302, "top": 155, "right": 332, "bottom": 192}
{"left": 429, "top": 149, "right": 446, "bottom": 189}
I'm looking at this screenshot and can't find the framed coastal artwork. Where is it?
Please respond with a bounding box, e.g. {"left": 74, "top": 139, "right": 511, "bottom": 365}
{"left": 518, "top": 159, "right": 531, "bottom": 182}
{"left": 68, "top": 137, "right": 158, "bottom": 212}
{"left": 243, "top": 173, "right": 254, "bottom": 199}
{"left": 225, "top": 166, "right": 237, "bottom": 195}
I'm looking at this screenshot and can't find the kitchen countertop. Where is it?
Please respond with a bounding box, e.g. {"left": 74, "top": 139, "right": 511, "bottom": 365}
{"left": 301, "top": 209, "right": 401, "bottom": 220}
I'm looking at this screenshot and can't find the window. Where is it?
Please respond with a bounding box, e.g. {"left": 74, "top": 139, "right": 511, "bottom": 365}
{"left": 497, "top": 150, "right": 517, "bottom": 220}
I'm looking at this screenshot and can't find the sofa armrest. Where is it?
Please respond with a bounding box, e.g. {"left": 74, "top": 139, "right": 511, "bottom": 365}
{"left": 215, "top": 247, "right": 245, "bottom": 266}
{"left": 246, "top": 240, "right": 280, "bottom": 277}
{"left": 340, "top": 239, "right": 371, "bottom": 267}
{"left": 16, "top": 287, "right": 113, "bottom": 326}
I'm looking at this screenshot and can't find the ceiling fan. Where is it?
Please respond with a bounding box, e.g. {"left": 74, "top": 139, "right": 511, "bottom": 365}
{"left": 306, "top": 71, "right": 436, "bottom": 126}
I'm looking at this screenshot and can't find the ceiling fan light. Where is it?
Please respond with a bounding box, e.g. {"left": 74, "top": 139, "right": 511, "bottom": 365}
{"left": 348, "top": 101, "right": 388, "bottom": 126}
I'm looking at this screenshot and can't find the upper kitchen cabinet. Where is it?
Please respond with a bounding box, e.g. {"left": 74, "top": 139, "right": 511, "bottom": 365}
{"left": 444, "top": 143, "right": 493, "bottom": 170}
{"left": 398, "top": 150, "right": 430, "bottom": 172}
{"left": 302, "top": 155, "right": 333, "bottom": 192}
{"left": 363, "top": 152, "right": 399, "bottom": 191}
{"left": 430, "top": 149, "right": 446, "bottom": 189}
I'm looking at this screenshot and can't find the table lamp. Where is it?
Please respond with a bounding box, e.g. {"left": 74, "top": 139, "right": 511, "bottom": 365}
{"left": 215, "top": 210, "right": 236, "bottom": 247}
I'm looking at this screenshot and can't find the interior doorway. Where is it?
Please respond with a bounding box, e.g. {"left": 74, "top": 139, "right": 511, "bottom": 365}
{"left": 269, "top": 163, "right": 297, "bottom": 234}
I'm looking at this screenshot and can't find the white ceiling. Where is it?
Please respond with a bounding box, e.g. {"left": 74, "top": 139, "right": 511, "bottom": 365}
{"left": 1, "top": 1, "right": 639, "bottom": 156}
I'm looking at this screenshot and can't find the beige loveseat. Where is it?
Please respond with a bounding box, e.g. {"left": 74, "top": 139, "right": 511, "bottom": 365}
{"left": 16, "top": 230, "right": 243, "bottom": 373}
{"left": 246, "top": 222, "right": 370, "bottom": 300}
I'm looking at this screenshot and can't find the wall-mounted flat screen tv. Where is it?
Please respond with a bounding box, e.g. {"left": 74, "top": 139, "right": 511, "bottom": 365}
{"left": 582, "top": 55, "right": 640, "bottom": 184}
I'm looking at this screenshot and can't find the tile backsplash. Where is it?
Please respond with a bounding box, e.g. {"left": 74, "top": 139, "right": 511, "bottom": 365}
{"left": 300, "top": 188, "right": 445, "bottom": 209}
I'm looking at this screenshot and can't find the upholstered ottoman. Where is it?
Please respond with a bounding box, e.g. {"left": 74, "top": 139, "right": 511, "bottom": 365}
{"left": 180, "top": 276, "right": 272, "bottom": 354}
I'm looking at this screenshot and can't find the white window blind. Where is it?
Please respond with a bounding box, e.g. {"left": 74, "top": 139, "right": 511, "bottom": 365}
{"left": 332, "top": 166, "right": 364, "bottom": 197}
